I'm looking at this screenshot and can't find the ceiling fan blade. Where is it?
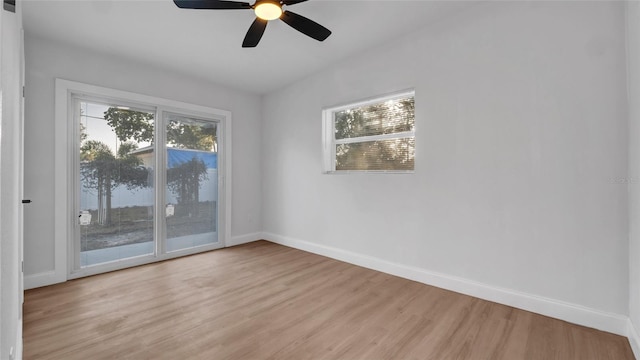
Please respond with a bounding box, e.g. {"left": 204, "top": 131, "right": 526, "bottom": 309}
{"left": 242, "top": 18, "right": 268, "bottom": 48}
{"left": 173, "top": 0, "right": 251, "bottom": 10}
{"left": 282, "top": 0, "right": 309, "bottom": 5}
{"left": 280, "top": 10, "right": 331, "bottom": 42}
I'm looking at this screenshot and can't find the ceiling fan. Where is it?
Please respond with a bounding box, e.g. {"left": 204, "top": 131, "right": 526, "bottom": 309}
{"left": 173, "top": 0, "right": 332, "bottom": 48}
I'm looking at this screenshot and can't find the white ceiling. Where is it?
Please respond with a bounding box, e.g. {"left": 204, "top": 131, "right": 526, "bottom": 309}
{"left": 22, "top": 0, "right": 474, "bottom": 94}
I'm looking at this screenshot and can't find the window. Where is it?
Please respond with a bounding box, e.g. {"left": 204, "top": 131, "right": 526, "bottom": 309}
{"left": 55, "top": 79, "right": 231, "bottom": 280}
{"left": 323, "top": 90, "right": 415, "bottom": 172}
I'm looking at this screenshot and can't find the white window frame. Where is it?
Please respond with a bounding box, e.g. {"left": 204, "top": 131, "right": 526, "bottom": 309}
{"left": 322, "top": 89, "right": 416, "bottom": 173}
{"left": 54, "top": 79, "right": 232, "bottom": 280}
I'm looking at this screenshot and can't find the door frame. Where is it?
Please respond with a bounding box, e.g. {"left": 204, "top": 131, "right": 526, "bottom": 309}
{"left": 54, "top": 79, "right": 232, "bottom": 280}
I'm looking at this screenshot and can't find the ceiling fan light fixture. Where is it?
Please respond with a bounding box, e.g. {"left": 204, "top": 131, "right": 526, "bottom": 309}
{"left": 174, "top": 0, "right": 331, "bottom": 48}
{"left": 254, "top": 1, "right": 282, "bottom": 21}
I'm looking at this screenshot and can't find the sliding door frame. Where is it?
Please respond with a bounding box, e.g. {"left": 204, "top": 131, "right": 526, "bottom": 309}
{"left": 55, "top": 79, "right": 232, "bottom": 280}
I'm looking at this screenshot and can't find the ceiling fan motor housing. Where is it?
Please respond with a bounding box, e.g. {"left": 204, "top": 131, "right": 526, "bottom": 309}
{"left": 254, "top": 0, "right": 283, "bottom": 21}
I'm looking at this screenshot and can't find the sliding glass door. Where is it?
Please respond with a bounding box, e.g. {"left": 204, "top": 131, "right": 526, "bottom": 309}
{"left": 164, "top": 113, "right": 218, "bottom": 252}
{"left": 78, "top": 101, "right": 155, "bottom": 267}
{"left": 73, "top": 96, "right": 223, "bottom": 274}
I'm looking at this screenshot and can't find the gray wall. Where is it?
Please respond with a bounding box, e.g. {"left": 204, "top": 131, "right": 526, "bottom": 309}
{"left": 262, "top": 1, "right": 629, "bottom": 315}
{"left": 23, "top": 34, "right": 263, "bottom": 277}
{"left": 20, "top": 0, "right": 640, "bottom": 352}
{"left": 627, "top": 0, "right": 640, "bottom": 352}
{"left": 1, "top": 1, "right": 23, "bottom": 358}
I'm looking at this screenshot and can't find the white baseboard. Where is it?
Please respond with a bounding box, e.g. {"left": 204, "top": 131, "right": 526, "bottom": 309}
{"left": 15, "top": 321, "right": 22, "bottom": 360}
{"left": 24, "top": 270, "right": 63, "bottom": 290}
{"left": 227, "top": 232, "right": 262, "bottom": 247}
{"left": 629, "top": 320, "right": 640, "bottom": 359}
{"left": 263, "top": 232, "right": 629, "bottom": 337}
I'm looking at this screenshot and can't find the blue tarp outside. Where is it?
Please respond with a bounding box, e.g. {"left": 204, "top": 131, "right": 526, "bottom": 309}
{"left": 167, "top": 148, "right": 217, "bottom": 169}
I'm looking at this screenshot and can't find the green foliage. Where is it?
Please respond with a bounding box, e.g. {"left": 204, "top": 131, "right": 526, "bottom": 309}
{"left": 103, "top": 107, "right": 217, "bottom": 151}
{"left": 84, "top": 107, "right": 216, "bottom": 224}
{"left": 335, "top": 98, "right": 414, "bottom": 140}
{"left": 334, "top": 97, "right": 415, "bottom": 171}
{"left": 117, "top": 141, "right": 139, "bottom": 158}
{"left": 104, "top": 108, "right": 155, "bottom": 143}
{"left": 167, "top": 158, "right": 208, "bottom": 206}
{"left": 80, "top": 140, "right": 149, "bottom": 225}
{"left": 81, "top": 141, "right": 147, "bottom": 190}
{"left": 79, "top": 122, "right": 88, "bottom": 143}
{"left": 81, "top": 140, "right": 113, "bottom": 162}
{"left": 336, "top": 138, "right": 415, "bottom": 171}
{"left": 167, "top": 120, "right": 216, "bottom": 151}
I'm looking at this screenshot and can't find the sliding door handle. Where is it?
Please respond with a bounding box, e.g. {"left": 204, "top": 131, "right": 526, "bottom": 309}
{"left": 21, "top": 199, "right": 31, "bottom": 204}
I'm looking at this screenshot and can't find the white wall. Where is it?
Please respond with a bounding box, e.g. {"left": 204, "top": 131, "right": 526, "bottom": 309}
{"left": 0, "top": 1, "right": 23, "bottom": 359}
{"left": 627, "top": 0, "right": 640, "bottom": 355}
{"left": 19, "top": 0, "right": 637, "bottom": 350}
{"left": 23, "top": 34, "right": 262, "bottom": 281}
{"left": 262, "top": 0, "right": 629, "bottom": 327}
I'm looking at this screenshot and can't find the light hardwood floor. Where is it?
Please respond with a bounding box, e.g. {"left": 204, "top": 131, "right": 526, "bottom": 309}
{"left": 24, "top": 241, "right": 634, "bottom": 360}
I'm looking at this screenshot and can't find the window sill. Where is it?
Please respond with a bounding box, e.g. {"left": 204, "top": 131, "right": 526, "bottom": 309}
{"left": 323, "top": 170, "right": 415, "bottom": 175}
